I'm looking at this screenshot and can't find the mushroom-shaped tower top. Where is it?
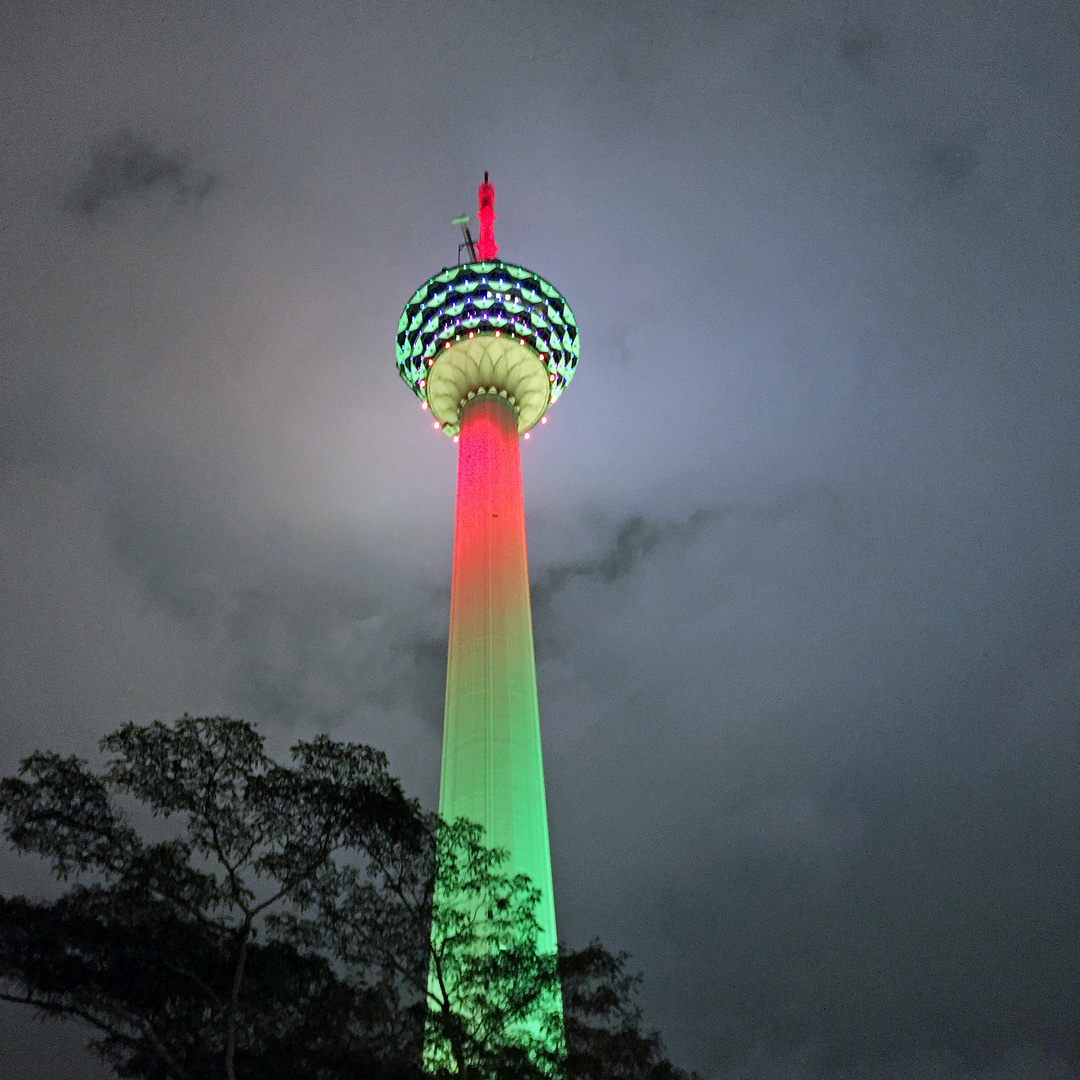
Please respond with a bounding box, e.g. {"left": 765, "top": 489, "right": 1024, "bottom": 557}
{"left": 396, "top": 179, "right": 579, "bottom": 438}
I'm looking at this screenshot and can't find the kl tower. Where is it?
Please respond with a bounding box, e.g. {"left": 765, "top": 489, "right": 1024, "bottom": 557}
{"left": 396, "top": 175, "right": 578, "bottom": 1053}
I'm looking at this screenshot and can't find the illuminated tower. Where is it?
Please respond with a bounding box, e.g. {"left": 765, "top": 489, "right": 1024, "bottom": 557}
{"left": 396, "top": 176, "right": 578, "bottom": 1037}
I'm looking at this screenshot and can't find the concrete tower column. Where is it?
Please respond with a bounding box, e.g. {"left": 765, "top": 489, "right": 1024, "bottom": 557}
{"left": 441, "top": 394, "right": 558, "bottom": 956}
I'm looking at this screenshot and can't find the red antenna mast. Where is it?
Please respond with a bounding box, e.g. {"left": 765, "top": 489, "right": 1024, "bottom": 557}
{"left": 476, "top": 171, "right": 498, "bottom": 261}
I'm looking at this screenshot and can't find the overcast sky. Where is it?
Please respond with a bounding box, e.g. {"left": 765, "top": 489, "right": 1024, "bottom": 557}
{"left": 1, "top": 1, "right": 1078, "bottom": 1077}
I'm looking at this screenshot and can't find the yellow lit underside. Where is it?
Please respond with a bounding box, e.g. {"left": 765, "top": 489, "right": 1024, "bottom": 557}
{"left": 426, "top": 335, "right": 552, "bottom": 436}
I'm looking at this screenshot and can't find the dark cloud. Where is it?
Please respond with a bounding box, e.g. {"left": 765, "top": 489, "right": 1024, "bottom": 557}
{"left": 903, "top": 126, "right": 987, "bottom": 202}
{"left": 530, "top": 485, "right": 848, "bottom": 614}
{"left": 531, "top": 510, "right": 717, "bottom": 604}
{"left": 837, "top": 32, "right": 888, "bottom": 81}
{"left": 658, "top": 763, "right": 1079, "bottom": 1075}
{"left": 69, "top": 133, "right": 214, "bottom": 215}
{"left": 408, "top": 633, "right": 451, "bottom": 731}
{"left": 547, "top": 642, "right": 1079, "bottom": 1075}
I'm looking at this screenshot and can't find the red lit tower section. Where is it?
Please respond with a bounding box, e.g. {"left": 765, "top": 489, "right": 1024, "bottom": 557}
{"left": 395, "top": 176, "right": 579, "bottom": 1022}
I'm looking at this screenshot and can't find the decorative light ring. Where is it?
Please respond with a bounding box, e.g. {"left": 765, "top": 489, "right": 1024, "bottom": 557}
{"left": 396, "top": 261, "right": 579, "bottom": 416}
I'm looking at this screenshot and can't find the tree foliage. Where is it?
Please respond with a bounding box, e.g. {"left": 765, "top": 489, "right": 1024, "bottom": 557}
{"left": 561, "top": 943, "right": 692, "bottom": 1080}
{"left": 0, "top": 716, "right": 424, "bottom": 1080}
{"left": 0, "top": 716, "right": 694, "bottom": 1080}
{"left": 286, "top": 815, "right": 565, "bottom": 1079}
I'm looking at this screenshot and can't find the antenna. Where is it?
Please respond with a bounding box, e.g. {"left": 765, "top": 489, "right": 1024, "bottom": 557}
{"left": 476, "top": 172, "right": 498, "bottom": 261}
{"left": 452, "top": 214, "right": 477, "bottom": 263}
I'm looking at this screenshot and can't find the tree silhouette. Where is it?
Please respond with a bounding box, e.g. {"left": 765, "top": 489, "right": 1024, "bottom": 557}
{"left": 0, "top": 716, "right": 694, "bottom": 1080}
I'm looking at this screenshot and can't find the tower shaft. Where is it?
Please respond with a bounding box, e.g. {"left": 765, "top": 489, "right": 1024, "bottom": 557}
{"left": 440, "top": 395, "right": 558, "bottom": 957}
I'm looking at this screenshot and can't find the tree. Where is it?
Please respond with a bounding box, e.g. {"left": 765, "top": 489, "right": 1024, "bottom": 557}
{"left": 0, "top": 716, "right": 428, "bottom": 1080}
{"left": 286, "top": 816, "right": 564, "bottom": 1080}
{"left": 0, "top": 716, "right": 695, "bottom": 1080}
{"left": 561, "top": 943, "right": 696, "bottom": 1080}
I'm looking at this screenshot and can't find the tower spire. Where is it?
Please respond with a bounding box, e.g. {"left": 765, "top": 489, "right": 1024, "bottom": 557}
{"left": 476, "top": 171, "right": 498, "bottom": 261}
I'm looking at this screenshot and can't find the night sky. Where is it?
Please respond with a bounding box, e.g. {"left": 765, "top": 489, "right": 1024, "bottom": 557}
{"left": 2, "top": 2, "right": 1078, "bottom": 1078}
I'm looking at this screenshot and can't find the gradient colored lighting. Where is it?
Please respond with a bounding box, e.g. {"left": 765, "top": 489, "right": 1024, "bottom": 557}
{"left": 397, "top": 177, "right": 576, "bottom": 1068}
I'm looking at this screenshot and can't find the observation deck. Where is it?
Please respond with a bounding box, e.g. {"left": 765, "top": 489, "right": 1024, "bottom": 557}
{"left": 396, "top": 260, "right": 579, "bottom": 437}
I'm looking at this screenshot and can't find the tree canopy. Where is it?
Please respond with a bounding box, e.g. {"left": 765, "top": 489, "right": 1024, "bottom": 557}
{"left": 0, "top": 716, "right": 694, "bottom": 1080}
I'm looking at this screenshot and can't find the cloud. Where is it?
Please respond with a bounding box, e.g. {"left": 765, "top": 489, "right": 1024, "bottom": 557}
{"left": 709, "top": 1044, "right": 1079, "bottom": 1080}
{"left": 69, "top": 133, "right": 215, "bottom": 215}
{"left": 529, "top": 485, "right": 847, "bottom": 613}
{"left": 894, "top": 124, "right": 987, "bottom": 203}
{"left": 837, "top": 32, "right": 888, "bottom": 81}
{"left": 531, "top": 510, "right": 716, "bottom": 603}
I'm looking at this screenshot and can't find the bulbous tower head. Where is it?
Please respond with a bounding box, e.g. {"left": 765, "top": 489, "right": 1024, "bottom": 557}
{"left": 396, "top": 178, "right": 579, "bottom": 438}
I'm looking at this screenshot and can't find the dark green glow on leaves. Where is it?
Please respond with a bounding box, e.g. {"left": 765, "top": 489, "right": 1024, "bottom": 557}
{"left": 425, "top": 820, "right": 565, "bottom": 1077}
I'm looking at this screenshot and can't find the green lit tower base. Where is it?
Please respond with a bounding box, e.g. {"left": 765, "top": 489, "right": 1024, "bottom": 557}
{"left": 396, "top": 177, "right": 579, "bottom": 1066}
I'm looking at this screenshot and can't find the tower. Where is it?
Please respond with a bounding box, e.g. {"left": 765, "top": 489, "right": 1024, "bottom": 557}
{"left": 396, "top": 177, "right": 579, "bottom": 1055}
